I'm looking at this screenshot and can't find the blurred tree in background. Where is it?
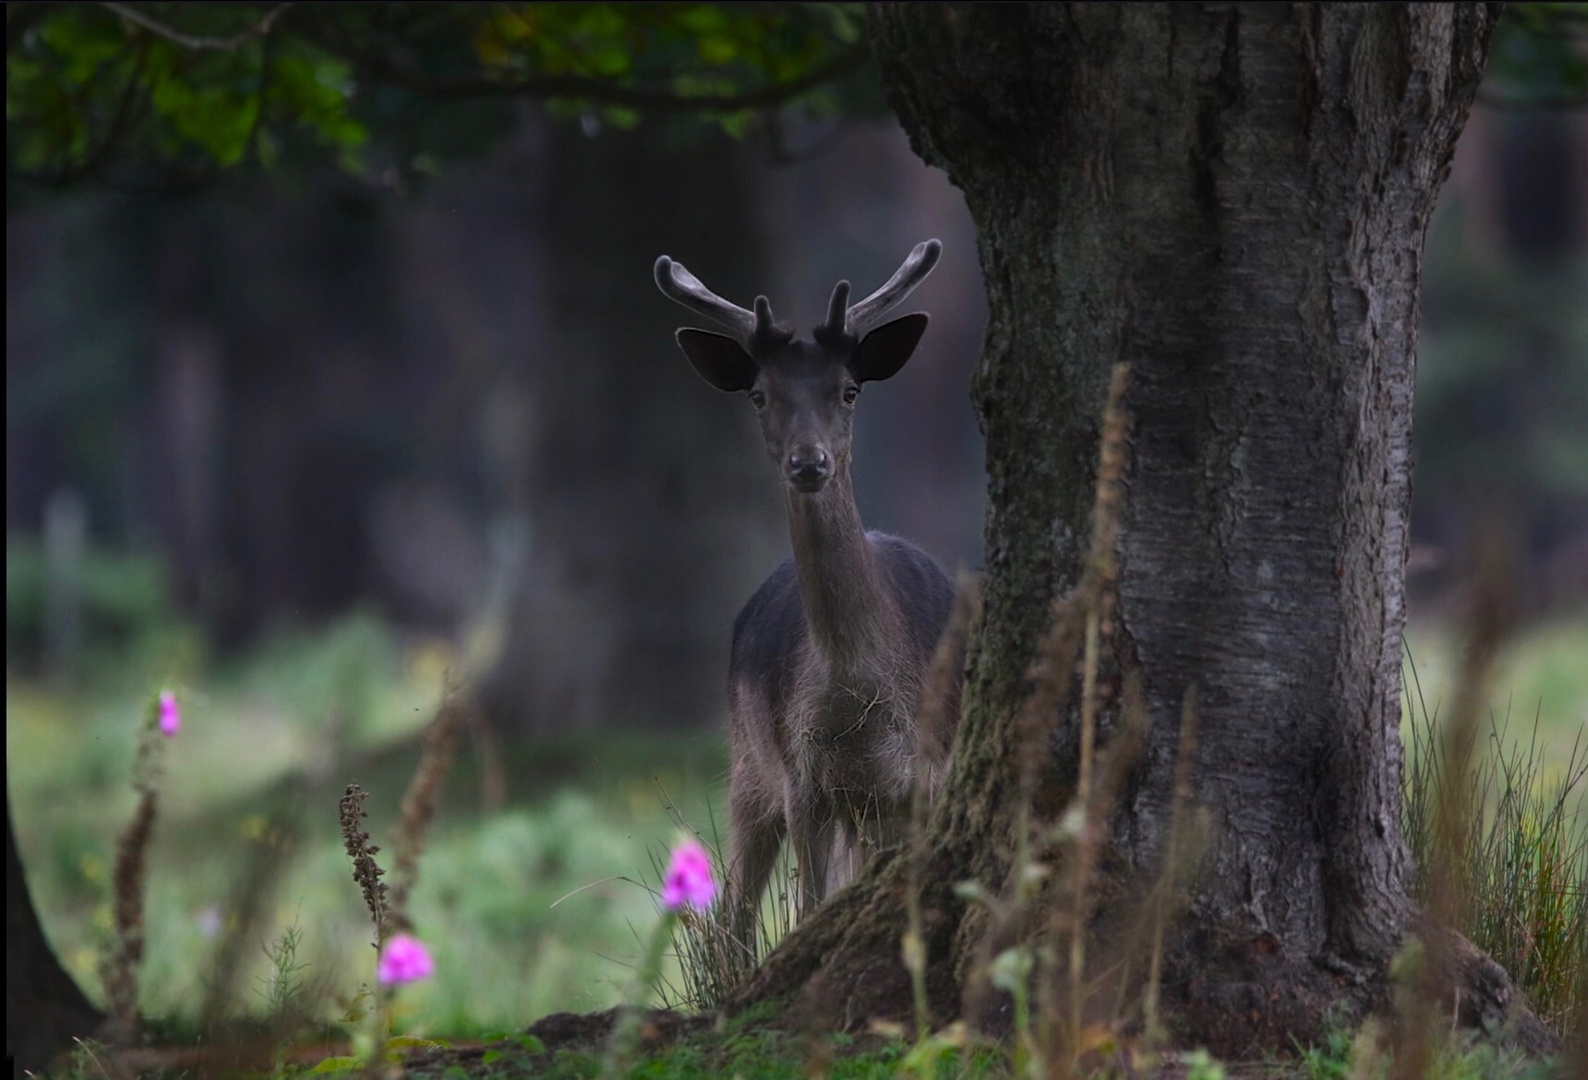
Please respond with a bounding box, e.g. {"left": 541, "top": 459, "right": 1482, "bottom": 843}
{"left": 1415, "top": 105, "right": 1588, "bottom": 614}
{"left": 1411, "top": 4, "right": 1588, "bottom": 613}
{"left": 7, "top": 3, "right": 992, "bottom": 736}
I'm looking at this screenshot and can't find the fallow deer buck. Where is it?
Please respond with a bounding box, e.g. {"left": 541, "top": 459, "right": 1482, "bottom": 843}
{"left": 654, "top": 240, "right": 962, "bottom": 945}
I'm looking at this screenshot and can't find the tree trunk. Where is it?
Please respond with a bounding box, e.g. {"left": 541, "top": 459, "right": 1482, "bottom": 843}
{"left": 482, "top": 124, "right": 783, "bottom": 735}
{"left": 733, "top": 3, "right": 1538, "bottom": 1055}
{"left": 7, "top": 793, "right": 103, "bottom": 1074}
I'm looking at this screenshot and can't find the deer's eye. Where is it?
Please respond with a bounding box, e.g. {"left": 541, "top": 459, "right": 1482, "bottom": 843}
{"left": 749, "top": 390, "right": 767, "bottom": 410}
{"left": 842, "top": 386, "right": 860, "bottom": 405}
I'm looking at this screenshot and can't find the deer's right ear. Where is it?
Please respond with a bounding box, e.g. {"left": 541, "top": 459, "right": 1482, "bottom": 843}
{"left": 676, "top": 329, "right": 759, "bottom": 392}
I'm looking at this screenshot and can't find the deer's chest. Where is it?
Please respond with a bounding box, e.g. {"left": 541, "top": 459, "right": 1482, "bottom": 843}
{"left": 786, "top": 662, "right": 916, "bottom": 804}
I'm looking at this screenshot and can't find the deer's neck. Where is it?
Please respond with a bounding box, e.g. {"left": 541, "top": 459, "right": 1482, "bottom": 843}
{"left": 786, "top": 470, "right": 893, "bottom": 667}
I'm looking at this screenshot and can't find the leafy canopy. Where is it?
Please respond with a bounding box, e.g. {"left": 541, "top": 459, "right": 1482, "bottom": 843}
{"left": 5, "top": 2, "right": 872, "bottom": 194}
{"left": 1484, "top": 2, "right": 1588, "bottom": 108}
{"left": 6, "top": 2, "right": 1583, "bottom": 199}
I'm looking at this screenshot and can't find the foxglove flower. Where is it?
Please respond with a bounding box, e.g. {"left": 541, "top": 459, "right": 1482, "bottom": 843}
{"left": 660, "top": 838, "right": 716, "bottom": 911}
{"left": 377, "top": 933, "right": 434, "bottom": 985}
{"left": 158, "top": 691, "right": 181, "bottom": 737}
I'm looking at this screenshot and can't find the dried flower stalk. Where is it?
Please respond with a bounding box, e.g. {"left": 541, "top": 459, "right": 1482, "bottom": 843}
{"left": 101, "top": 788, "right": 155, "bottom": 1035}
{"left": 389, "top": 681, "right": 470, "bottom": 926}
{"left": 339, "top": 782, "right": 388, "bottom": 946}
{"left": 99, "top": 697, "right": 173, "bottom": 1041}
{"left": 906, "top": 574, "right": 981, "bottom": 1036}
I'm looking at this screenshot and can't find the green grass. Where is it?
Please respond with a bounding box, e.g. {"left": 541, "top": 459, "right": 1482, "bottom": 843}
{"left": 1401, "top": 619, "right": 1587, "bottom": 1039}
{"left": 1296, "top": 1018, "right": 1569, "bottom": 1080}
{"left": 1402, "top": 697, "right": 1587, "bottom": 1040}
{"left": 8, "top": 606, "right": 1586, "bottom": 1068}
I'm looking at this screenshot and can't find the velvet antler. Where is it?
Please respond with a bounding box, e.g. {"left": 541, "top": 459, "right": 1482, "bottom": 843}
{"left": 814, "top": 239, "right": 942, "bottom": 346}
{"left": 654, "top": 256, "right": 786, "bottom": 352}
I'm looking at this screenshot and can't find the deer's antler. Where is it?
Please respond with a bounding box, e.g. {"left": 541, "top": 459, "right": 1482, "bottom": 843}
{"left": 654, "top": 256, "right": 786, "bottom": 351}
{"left": 815, "top": 239, "right": 942, "bottom": 346}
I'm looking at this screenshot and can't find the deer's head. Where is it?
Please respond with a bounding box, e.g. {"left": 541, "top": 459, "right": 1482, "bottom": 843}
{"left": 655, "top": 240, "right": 941, "bottom": 495}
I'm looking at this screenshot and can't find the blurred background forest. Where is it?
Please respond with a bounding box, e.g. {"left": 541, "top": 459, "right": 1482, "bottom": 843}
{"left": 6, "top": 3, "right": 1586, "bottom": 1037}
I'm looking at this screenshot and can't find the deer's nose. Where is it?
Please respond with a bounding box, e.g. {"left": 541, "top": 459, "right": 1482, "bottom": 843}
{"left": 787, "top": 447, "right": 831, "bottom": 490}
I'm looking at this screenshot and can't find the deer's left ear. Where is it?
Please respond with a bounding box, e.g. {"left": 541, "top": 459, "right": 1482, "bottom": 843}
{"left": 849, "top": 313, "right": 929, "bottom": 383}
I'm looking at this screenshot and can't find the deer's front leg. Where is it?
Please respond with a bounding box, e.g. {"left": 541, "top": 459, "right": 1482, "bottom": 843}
{"left": 727, "top": 762, "right": 784, "bottom": 951}
{"left": 825, "top": 829, "right": 860, "bottom": 897}
{"left": 785, "top": 795, "right": 835, "bottom": 922}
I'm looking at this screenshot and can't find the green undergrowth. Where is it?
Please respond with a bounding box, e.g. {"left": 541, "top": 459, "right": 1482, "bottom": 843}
{"left": 401, "top": 1029, "right": 1012, "bottom": 1080}
{"left": 1402, "top": 643, "right": 1587, "bottom": 1038}
{"left": 8, "top": 609, "right": 729, "bottom": 1037}
{"left": 400, "top": 1026, "right": 1576, "bottom": 1080}
{"left": 1295, "top": 1019, "right": 1574, "bottom": 1080}
{"left": 44, "top": 1025, "right": 1582, "bottom": 1080}
{"left": 9, "top": 603, "right": 1587, "bottom": 1069}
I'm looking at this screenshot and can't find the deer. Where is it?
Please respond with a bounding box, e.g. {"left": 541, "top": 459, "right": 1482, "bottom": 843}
{"left": 654, "top": 240, "right": 962, "bottom": 946}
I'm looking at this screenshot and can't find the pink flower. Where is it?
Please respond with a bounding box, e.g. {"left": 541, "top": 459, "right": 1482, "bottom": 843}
{"left": 158, "top": 691, "right": 181, "bottom": 737}
{"left": 377, "top": 933, "right": 434, "bottom": 985}
{"left": 660, "top": 838, "right": 716, "bottom": 911}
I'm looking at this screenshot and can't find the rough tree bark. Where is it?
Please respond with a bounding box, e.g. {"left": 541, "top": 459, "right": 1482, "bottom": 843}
{"left": 731, "top": 3, "right": 1547, "bottom": 1056}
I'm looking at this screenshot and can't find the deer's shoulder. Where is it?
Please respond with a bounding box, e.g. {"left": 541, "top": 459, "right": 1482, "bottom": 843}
{"left": 866, "top": 532, "right": 955, "bottom": 655}
{"left": 729, "top": 556, "right": 805, "bottom": 699}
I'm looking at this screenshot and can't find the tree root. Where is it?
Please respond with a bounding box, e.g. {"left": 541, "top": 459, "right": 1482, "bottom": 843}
{"left": 729, "top": 853, "right": 965, "bottom": 1037}
{"left": 728, "top": 874, "right": 1563, "bottom": 1061}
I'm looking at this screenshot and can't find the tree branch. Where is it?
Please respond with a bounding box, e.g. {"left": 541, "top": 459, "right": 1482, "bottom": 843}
{"left": 12, "top": 4, "right": 872, "bottom": 194}
{"left": 243, "top": 10, "right": 283, "bottom": 168}
{"left": 12, "top": 40, "right": 150, "bottom": 189}
{"left": 316, "top": 33, "right": 873, "bottom": 114}
{"left": 100, "top": 1, "right": 295, "bottom": 52}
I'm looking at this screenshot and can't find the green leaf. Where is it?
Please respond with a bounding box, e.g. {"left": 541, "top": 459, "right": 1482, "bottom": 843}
{"left": 386, "top": 1035, "right": 444, "bottom": 1052}
{"left": 826, "top": 5, "right": 865, "bottom": 45}
{"left": 256, "top": 128, "right": 280, "bottom": 171}
{"left": 674, "top": 6, "right": 729, "bottom": 35}
{"left": 716, "top": 108, "right": 754, "bottom": 139}
{"left": 988, "top": 946, "right": 1033, "bottom": 993}
{"left": 1488, "top": 3, "right": 1588, "bottom": 105}
{"left": 584, "top": 44, "right": 632, "bottom": 77}
{"left": 1183, "top": 1048, "right": 1227, "bottom": 1080}
{"left": 696, "top": 36, "right": 738, "bottom": 65}
{"left": 309, "top": 1056, "right": 360, "bottom": 1074}
{"left": 952, "top": 880, "right": 995, "bottom": 907}
{"left": 7, "top": 1, "right": 879, "bottom": 187}
{"left": 601, "top": 105, "right": 639, "bottom": 129}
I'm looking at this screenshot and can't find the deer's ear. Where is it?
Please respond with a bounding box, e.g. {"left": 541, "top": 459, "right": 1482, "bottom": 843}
{"left": 849, "top": 313, "right": 929, "bottom": 384}
{"left": 676, "top": 329, "right": 759, "bottom": 392}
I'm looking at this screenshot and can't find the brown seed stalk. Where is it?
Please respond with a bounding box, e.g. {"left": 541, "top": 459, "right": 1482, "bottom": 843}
{"left": 389, "top": 680, "right": 470, "bottom": 926}
{"left": 339, "top": 782, "right": 388, "bottom": 946}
